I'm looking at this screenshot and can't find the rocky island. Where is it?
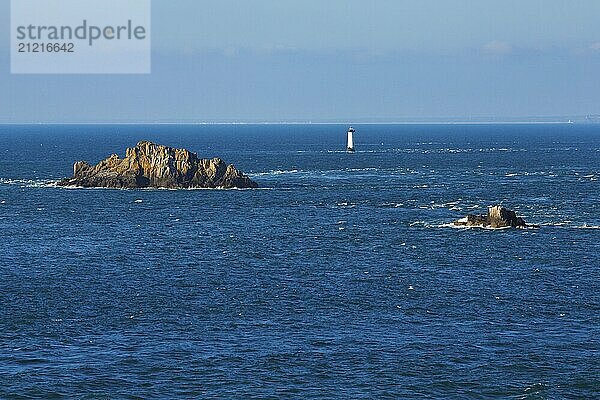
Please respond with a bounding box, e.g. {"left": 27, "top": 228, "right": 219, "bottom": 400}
{"left": 454, "top": 205, "right": 530, "bottom": 229}
{"left": 58, "top": 141, "right": 258, "bottom": 189}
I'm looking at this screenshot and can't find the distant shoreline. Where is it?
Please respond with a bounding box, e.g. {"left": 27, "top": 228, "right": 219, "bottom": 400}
{"left": 0, "top": 121, "right": 595, "bottom": 126}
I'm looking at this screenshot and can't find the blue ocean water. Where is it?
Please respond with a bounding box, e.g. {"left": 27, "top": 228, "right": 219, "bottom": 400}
{"left": 0, "top": 124, "right": 599, "bottom": 399}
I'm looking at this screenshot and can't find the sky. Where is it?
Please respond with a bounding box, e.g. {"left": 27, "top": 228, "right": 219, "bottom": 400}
{"left": 2, "top": 0, "right": 600, "bottom": 123}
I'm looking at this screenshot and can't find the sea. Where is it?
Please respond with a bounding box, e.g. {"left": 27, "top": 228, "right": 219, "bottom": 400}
{"left": 0, "top": 124, "right": 599, "bottom": 399}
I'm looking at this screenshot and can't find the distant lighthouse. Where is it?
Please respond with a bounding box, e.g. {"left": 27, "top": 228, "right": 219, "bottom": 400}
{"left": 347, "top": 127, "right": 356, "bottom": 152}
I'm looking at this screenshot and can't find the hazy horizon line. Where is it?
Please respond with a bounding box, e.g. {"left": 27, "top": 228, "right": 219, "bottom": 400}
{"left": 0, "top": 120, "right": 594, "bottom": 126}
{"left": 2, "top": 114, "right": 599, "bottom": 126}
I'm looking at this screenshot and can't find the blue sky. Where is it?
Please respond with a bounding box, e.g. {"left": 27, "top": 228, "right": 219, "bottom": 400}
{"left": 2, "top": 0, "right": 600, "bottom": 122}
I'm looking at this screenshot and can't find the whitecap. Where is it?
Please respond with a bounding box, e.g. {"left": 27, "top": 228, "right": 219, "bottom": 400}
{"left": 380, "top": 202, "right": 403, "bottom": 208}
{"left": 539, "top": 221, "right": 571, "bottom": 227}
{"left": 409, "top": 221, "right": 427, "bottom": 227}
{"left": 469, "top": 225, "right": 512, "bottom": 231}
{"left": 576, "top": 224, "right": 600, "bottom": 230}
{"left": 0, "top": 178, "right": 57, "bottom": 188}
{"left": 410, "top": 221, "right": 465, "bottom": 229}
{"left": 251, "top": 169, "right": 301, "bottom": 177}
{"left": 438, "top": 223, "right": 466, "bottom": 229}
{"left": 436, "top": 222, "right": 520, "bottom": 230}
{"left": 346, "top": 168, "right": 380, "bottom": 172}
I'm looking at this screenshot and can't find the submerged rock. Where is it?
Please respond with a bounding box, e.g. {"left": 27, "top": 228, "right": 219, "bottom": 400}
{"left": 58, "top": 141, "right": 258, "bottom": 189}
{"left": 454, "top": 205, "right": 528, "bottom": 229}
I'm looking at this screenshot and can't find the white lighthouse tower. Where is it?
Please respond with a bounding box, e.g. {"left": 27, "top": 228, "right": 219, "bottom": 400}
{"left": 347, "top": 127, "right": 356, "bottom": 152}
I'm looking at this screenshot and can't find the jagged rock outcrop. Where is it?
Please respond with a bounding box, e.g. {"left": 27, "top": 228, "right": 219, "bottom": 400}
{"left": 454, "top": 205, "right": 528, "bottom": 229}
{"left": 58, "top": 141, "right": 258, "bottom": 189}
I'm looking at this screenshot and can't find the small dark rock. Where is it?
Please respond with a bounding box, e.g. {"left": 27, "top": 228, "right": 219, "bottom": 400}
{"left": 454, "top": 205, "right": 529, "bottom": 229}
